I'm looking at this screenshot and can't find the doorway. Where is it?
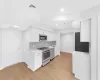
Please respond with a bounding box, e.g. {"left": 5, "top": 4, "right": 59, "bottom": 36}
{"left": 60, "top": 32, "right": 75, "bottom": 53}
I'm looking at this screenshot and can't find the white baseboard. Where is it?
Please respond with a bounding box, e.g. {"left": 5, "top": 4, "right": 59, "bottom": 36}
{"left": 28, "top": 65, "right": 36, "bottom": 71}
{"left": 0, "top": 66, "right": 4, "bottom": 70}
{"left": 60, "top": 51, "right": 72, "bottom": 53}
{"left": 0, "top": 61, "right": 23, "bottom": 70}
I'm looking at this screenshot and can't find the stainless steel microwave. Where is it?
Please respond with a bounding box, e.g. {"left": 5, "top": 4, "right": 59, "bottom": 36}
{"left": 39, "top": 34, "right": 47, "bottom": 41}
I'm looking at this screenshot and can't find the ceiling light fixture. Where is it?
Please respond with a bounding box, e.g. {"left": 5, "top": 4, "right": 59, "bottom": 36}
{"left": 60, "top": 8, "right": 64, "bottom": 12}
{"left": 13, "top": 25, "right": 20, "bottom": 28}
{"left": 56, "top": 24, "right": 58, "bottom": 26}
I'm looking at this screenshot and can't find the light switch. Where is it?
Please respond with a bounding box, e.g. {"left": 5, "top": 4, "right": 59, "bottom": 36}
{"left": 33, "top": 45, "right": 35, "bottom": 47}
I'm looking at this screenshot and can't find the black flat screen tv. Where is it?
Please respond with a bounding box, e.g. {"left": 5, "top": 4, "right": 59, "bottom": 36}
{"left": 75, "top": 32, "right": 89, "bottom": 53}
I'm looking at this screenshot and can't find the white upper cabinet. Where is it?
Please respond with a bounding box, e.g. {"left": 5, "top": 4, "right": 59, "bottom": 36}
{"left": 30, "top": 28, "right": 43, "bottom": 42}
{"left": 24, "top": 27, "right": 56, "bottom": 42}
{"left": 44, "top": 31, "right": 56, "bottom": 41}
{"left": 24, "top": 28, "right": 44, "bottom": 42}
{"left": 80, "top": 19, "right": 91, "bottom": 42}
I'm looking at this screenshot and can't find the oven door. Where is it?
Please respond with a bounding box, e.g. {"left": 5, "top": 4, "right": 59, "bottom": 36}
{"left": 43, "top": 50, "right": 50, "bottom": 61}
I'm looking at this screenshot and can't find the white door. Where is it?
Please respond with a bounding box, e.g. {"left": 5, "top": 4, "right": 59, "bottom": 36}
{"left": 2, "top": 28, "right": 22, "bottom": 68}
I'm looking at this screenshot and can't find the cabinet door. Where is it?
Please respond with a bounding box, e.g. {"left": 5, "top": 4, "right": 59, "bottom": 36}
{"left": 30, "top": 29, "right": 39, "bottom": 42}
{"left": 34, "top": 51, "right": 42, "bottom": 70}
{"left": 2, "top": 28, "right": 22, "bottom": 68}
{"left": 81, "top": 19, "right": 91, "bottom": 42}
{"left": 46, "top": 31, "right": 56, "bottom": 41}
{"left": 72, "top": 51, "right": 90, "bottom": 80}
{"left": 30, "top": 28, "right": 43, "bottom": 42}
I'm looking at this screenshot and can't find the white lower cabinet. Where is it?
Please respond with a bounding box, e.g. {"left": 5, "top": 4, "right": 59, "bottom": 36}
{"left": 28, "top": 50, "right": 42, "bottom": 71}
{"left": 72, "top": 51, "right": 90, "bottom": 80}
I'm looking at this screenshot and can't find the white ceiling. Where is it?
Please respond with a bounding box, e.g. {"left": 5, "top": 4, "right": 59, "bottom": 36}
{"left": 30, "top": 0, "right": 100, "bottom": 29}
{"left": 1, "top": 0, "right": 100, "bottom": 30}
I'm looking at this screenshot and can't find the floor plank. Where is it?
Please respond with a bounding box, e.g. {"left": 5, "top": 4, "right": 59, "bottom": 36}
{"left": 0, "top": 52, "right": 77, "bottom": 80}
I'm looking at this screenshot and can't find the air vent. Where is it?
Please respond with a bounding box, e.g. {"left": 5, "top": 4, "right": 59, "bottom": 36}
{"left": 29, "top": 4, "right": 36, "bottom": 8}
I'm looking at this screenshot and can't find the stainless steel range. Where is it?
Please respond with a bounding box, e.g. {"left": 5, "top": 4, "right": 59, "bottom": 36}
{"left": 37, "top": 47, "right": 50, "bottom": 66}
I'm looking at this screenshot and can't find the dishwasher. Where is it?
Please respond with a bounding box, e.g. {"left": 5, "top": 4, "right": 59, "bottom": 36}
{"left": 50, "top": 48, "right": 55, "bottom": 60}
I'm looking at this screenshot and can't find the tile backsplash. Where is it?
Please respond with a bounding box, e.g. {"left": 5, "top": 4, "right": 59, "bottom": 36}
{"left": 29, "top": 41, "right": 56, "bottom": 50}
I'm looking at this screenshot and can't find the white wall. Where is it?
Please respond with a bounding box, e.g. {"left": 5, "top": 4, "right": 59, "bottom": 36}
{"left": 90, "top": 16, "right": 98, "bottom": 80}
{"left": 72, "top": 51, "right": 91, "bottom": 80}
{"left": 80, "top": 4, "right": 100, "bottom": 20}
{"left": 0, "top": 29, "right": 2, "bottom": 69}
{"left": 32, "top": 24, "right": 55, "bottom": 32}
{"left": 22, "top": 29, "right": 31, "bottom": 65}
{"left": 60, "top": 32, "right": 74, "bottom": 53}
{"left": 55, "top": 31, "right": 60, "bottom": 56}
{"left": 1, "top": 28, "right": 22, "bottom": 69}
{"left": 98, "top": 13, "right": 100, "bottom": 80}
{"left": 60, "top": 28, "right": 80, "bottom": 33}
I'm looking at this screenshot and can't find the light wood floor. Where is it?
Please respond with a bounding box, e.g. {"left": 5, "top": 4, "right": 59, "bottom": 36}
{"left": 0, "top": 52, "right": 77, "bottom": 80}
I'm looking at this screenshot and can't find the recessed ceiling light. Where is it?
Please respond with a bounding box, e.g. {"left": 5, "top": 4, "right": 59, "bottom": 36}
{"left": 56, "top": 24, "right": 58, "bottom": 26}
{"left": 72, "top": 21, "right": 79, "bottom": 25}
{"left": 72, "top": 21, "right": 80, "bottom": 28}
{"left": 60, "top": 8, "right": 64, "bottom": 12}
{"left": 13, "top": 25, "right": 20, "bottom": 28}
